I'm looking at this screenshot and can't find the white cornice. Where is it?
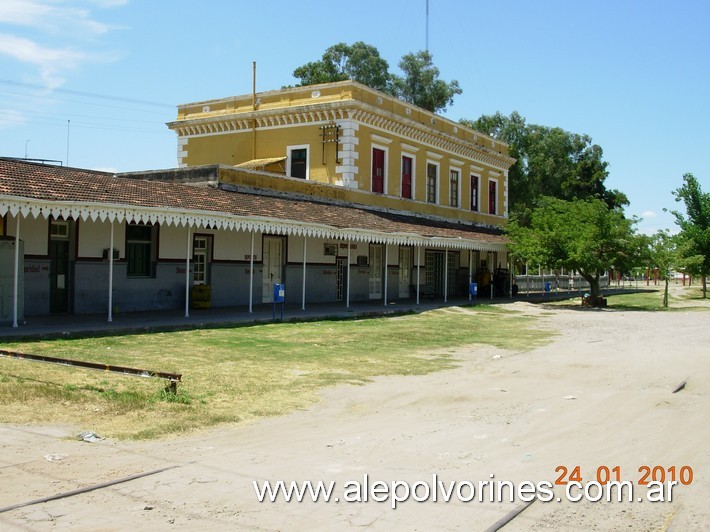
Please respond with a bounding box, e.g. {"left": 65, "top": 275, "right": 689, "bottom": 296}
{"left": 0, "top": 195, "right": 505, "bottom": 252}
{"left": 167, "top": 100, "right": 515, "bottom": 172}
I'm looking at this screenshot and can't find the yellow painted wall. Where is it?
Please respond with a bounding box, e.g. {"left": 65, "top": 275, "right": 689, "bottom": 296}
{"left": 172, "top": 81, "right": 512, "bottom": 224}
{"left": 217, "top": 166, "right": 505, "bottom": 227}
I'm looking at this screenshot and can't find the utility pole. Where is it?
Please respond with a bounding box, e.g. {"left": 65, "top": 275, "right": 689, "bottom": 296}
{"left": 425, "top": 0, "right": 429, "bottom": 52}
{"left": 66, "top": 119, "right": 70, "bottom": 167}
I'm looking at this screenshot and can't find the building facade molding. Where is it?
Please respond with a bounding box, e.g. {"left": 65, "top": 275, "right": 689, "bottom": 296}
{"left": 0, "top": 195, "right": 506, "bottom": 253}
{"left": 168, "top": 100, "right": 515, "bottom": 173}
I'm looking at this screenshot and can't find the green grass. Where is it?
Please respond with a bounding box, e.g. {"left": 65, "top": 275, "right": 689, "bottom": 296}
{"left": 0, "top": 305, "right": 550, "bottom": 440}
{"left": 548, "top": 285, "right": 710, "bottom": 312}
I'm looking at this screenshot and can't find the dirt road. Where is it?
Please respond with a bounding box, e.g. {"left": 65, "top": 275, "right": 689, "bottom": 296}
{"left": 1, "top": 301, "right": 708, "bottom": 530}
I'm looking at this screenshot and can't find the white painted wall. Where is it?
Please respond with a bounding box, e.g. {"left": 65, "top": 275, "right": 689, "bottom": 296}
{"left": 215, "top": 230, "right": 258, "bottom": 261}
{"left": 8, "top": 214, "right": 48, "bottom": 255}
{"left": 78, "top": 220, "right": 125, "bottom": 258}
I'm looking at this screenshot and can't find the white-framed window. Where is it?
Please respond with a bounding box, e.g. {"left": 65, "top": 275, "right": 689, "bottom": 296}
{"left": 286, "top": 144, "right": 309, "bottom": 179}
{"left": 371, "top": 144, "right": 388, "bottom": 194}
{"left": 449, "top": 168, "right": 461, "bottom": 208}
{"left": 49, "top": 220, "right": 69, "bottom": 238}
{"left": 470, "top": 173, "right": 480, "bottom": 212}
{"left": 488, "top": 178, "right": 498, "bottom": 215}
{"left": 401, "top": 153, "right": 415, "bottom": 199}
{"left": 426, "top": 161, "right": 439, "bottom": 203}
{"left": 126, "top": 222, "right": 157, "bottom": 278}
{"left": 193, "top": 235, "right": 212, "bottom": 285}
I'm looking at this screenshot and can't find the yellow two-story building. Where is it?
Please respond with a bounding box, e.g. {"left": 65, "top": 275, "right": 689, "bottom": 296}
{"left": 0, "top": 81, "right": 514, "bottom": 325}
{"left": 169, "top": 81, "right": 512, "bottom": 226}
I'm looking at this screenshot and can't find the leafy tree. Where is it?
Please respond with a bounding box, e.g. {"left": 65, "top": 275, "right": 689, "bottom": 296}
{"left": 292, "top": 44, "right": 461, "bottom": 113}
{"left": 292, "top": 42, "right": 392, "bottom": 93}
{"left": 507, "top": 197, "right": 642, "bottom": 302}
{"left": 669, "top": 173, "right": 710, "bottom": 298}
{"left": 391, "top": 50, "right": 462, "bottom": 113}
{"left": 646, "top": 230, "right": 680, "bottom": 307}
{"left": 461, "top": 112, "right": 628, "bottom": 216}
{"left": 460, "top": 112, "right": 530, "bottom": 211}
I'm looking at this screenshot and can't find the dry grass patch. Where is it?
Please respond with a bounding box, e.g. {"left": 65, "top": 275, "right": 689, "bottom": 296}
{"left": 0, "top": 305, "right": 550, "bottom": 439}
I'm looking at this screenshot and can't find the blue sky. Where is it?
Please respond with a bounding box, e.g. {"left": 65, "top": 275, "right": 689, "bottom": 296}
{"left": 1, "top": 0, "right": 708, "bottom": 234}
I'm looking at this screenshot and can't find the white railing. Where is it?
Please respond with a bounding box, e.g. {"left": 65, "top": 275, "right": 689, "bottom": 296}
{"left": 515, "top": 274, "right": 610, "bottom": 295}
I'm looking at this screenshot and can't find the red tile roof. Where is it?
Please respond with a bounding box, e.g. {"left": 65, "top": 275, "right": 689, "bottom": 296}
{"left": 0, "top": 158, "right": 506, "bottom": 245}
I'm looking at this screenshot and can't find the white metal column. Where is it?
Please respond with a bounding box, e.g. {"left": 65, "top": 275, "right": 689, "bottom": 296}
{"left": 383, "top": 243, "right": 388, "bottom": 306}
{"left": 444, "top": 248, "right": 449, "bottom": 303}
{"left": 302, "top": 236, "right": 307, "bottom": 310}
{"left": 184, "top": 225, "right": 191, "bottom": 318}
{"left": 468, "top": 249, "right": 473, "bottom": 302}
{"left": 346, "top": 240, "right": 351, "bottom": 309}
{"left": 108, "top": 220, "right": 114, "bottom": 323}
{"left": 12, "top": 214, "right": 21, "bottom": 328}
{"left": 249, "top": 231, "right": 255, "bottom": 313}
{"left": 416, "top": 245, "right": 421, "bottom": 305}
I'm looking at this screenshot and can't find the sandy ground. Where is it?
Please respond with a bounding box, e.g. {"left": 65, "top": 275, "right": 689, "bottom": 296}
{"left": 1, "top": 295, "right": 708, "bottom": 531}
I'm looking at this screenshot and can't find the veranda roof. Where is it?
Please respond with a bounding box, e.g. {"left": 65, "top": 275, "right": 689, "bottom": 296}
{"left": 0, "top": 158, "right": 506, "bottom": 251}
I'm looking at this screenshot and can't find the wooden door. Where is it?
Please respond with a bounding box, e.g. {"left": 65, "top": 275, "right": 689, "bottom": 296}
{"left": 262, "top": 237, "right": 284, "bottom": 303}
{"left": 401, "top": 156, "right": 412, "bottom": 199}
{"left": 372, "top": 148, "right": 385, "bottom": 193}
{"left": 398, "top": 247, "right": 411, "bottom": 298}
{"left": 369, "top": 245, "right": 382, "bottom": 299}
{"left": 49, "top": 239, "right": 69, "bottom": 313}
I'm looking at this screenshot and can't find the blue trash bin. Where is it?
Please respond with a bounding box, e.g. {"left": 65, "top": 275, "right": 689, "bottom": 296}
{"left": 470, "top": 282, "right": 478, "bottom": 296}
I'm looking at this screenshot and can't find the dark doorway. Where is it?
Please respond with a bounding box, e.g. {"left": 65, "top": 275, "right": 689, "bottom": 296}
{"left": 49, "top": 238, "right": 69, "bottom": 313}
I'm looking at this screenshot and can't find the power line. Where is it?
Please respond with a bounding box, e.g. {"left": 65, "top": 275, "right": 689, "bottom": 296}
{"left": 0, "top": 116, "right": 168, "bottom": 135}
{"left": 0, "top": 79, "right": 174, "bottom": 109}
{"left": 0, "top": 107, "right": 167, "bottom": 126}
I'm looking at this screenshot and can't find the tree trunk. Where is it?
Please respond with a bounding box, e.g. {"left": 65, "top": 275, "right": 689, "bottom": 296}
{"left": 663, "top": 277, "right": 669, "bottom": 307}
{"left": 579, "top": 271, "right": 601, "bottom": 302}
{"left": 703, "top": 274, "right": 707, "bottom": 299}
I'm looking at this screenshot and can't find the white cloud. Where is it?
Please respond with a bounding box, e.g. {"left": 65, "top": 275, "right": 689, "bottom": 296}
{"left": 0, "top": 33, "right": 91, "bottom": 88}
{"left": 87, "top": 0, "right": 129, "bottom": 7}
{"left": 0, "top": 1, "right": 125, "bottom": 89}
{"left": 0, "top": 109, "right": 27, "bottom": 130}
{"left": 92, "top": 166, "right": 119, "bottom": 173}
{"left": 641, "top": 210, "right": 658, "bottom": 218}
{"left": 0, "top": 0, "right": 117, "bottom": 35}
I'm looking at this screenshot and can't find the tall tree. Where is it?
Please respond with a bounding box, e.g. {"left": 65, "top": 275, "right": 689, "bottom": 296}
{"left": 461, "top": 112, "right": 628, "bottom": 216}
{"left": 460, "top": 111, "right": 529, "bottom": 209}
{"left": 507, "top": 197, "right": 643, "bottom": 302}
{"left": 646, "top": 230, "right": 680, "bottom": 307}
{"left": 669, "top": 173, "right": 710, "bottom": 298}
{"left": 391, "top": 50, "right": 462, "bottom": 113}
{"left": 292, "top": 45, "right": 462, "bottom": 113}
{"left": 292, "top": 42, "right": 392, "bottom": 93}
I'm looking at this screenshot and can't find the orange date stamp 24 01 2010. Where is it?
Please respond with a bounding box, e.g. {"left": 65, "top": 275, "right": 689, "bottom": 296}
{"left": 554, "top": 465, "right": 694, "bottom": 486}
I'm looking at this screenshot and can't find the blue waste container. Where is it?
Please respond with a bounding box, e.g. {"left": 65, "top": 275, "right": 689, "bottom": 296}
{"left": 470, "top": 282, "right": 478, "bottom": 296}
{"left": 544, "top": 281, "right": 551, "bottom": 292}
{"left": 273, "top": 283, "right": 285, "bottom": 303}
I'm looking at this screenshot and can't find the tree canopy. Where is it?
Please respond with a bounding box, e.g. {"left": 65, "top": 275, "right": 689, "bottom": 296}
{"left": 390, "top": 51, "right": 462, "bottom": 114}
{"left": 507, "top": 196, "right": 643, "bottom": 300}
{"left": 669, "top": 173, "right": 710, "bottom": 297}
{"left": 292, "top": 42, "right": 392, "bottom": 93}
{"left": 291, "top": 43, "right": 461, "bottom": 113}
{"left": 460, "top": 112, "right": 628, "bottom": 216}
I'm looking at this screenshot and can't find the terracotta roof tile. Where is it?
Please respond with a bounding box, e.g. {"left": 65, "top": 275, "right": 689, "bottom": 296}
{"left": 0, "top": 158, "right": 506, "bottom": 245}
